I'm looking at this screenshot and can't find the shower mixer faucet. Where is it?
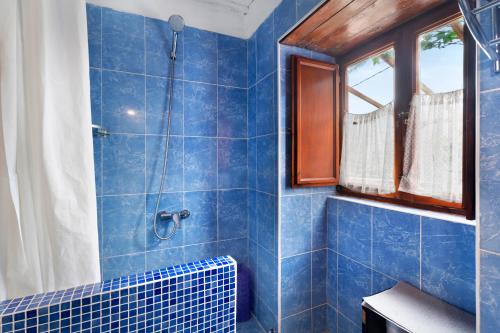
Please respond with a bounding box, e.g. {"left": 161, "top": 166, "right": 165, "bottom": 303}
{"left": 158, "top": 209, "right": 190, "bottom": 221}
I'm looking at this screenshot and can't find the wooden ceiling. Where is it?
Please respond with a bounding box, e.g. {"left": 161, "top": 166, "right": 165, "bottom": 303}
{"left": 281, "top": 0, "right": 451, "bottom": 56}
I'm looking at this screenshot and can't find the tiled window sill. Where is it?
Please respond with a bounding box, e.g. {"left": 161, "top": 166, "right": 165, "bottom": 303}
{"left": 329, "top": 195, "right": 476, "bottom": 226}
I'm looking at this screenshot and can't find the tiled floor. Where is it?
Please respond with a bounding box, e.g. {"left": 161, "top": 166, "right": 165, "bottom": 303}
{"left": 237, "top": 317, "right": 266, "bottom": 333}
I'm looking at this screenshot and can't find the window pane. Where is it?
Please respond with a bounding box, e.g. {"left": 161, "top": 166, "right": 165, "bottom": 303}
{"left": 418, "top": 18, "right": 464, "bottom": 94}
{"left": 347, "top": 48, "right": 395, "bottom": 114}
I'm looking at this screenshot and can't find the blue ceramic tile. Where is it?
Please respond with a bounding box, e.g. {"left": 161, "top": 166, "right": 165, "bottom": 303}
{"left": 248, "top": 190, "right": 257, "bottom": 241}
{"left": 338, "top": 255, "right": 371, "bottom": 325}
{"left": 257, "top": 246, "right": 278, "bottom": 313}
{"left": 248, "top": 138, "right": 257, "bottom": 190}
{"left": 146, "top": 77, "right": 183, "bottom": 136}
{"left": 280, "top": 45, "right": 311, "bottom": 72}
{"left": 145, "top": 247, "right": 184, "bottom": 271}
{"left": 256, "top": 14, "right": 275, "bottom": 81}
{"left": 86, "top": 4, "right": 101, "bottom": 68}
{"left": 326, "top": 305, "right": 338, "bottom": 333}
{"left": 183, "top": 82, "right": 217, "bottom": 137}
{"left": 184, "top": 137, "right": 217, "bottom": 191}
{"left": 145, "top": 18, "right": 183, "bottom": 79}
{"left": 183, "top": 191, "right": 217, "bottom": 244}
{"left": 102, "top": 8, "right": 144, "bottom": 73}
{"left": 312, "top": 305, "right": 327, "bottom": 333}
{"left": 102, "top": 70, "right": 145, "bottom": 134}
{"left": 274, "top": 0, "right": 297, "bottom": 39}
{"left": 248, "top": 239, "right": 258, "bottom": 290}
{"left": 218, "top": 189, "right": 248, "bottom": 240}
{"left": 256, "top": 192, "right": 275, "bottom": 254}
{"left": 281, "top": 195, "right": 311, "bottom": 257}
{"left": 297, "top": 0, "right": 322, "bottom": 19}
{"left": 371, "top": 270, "right": 398, "bottom": 295}
{"left": 422, "top": 218, "right": 475, "bottom": 314}
{"left": 93, "top": 138, "right": 102, "bottom": 197}
{"left": 145, "top": 193, "right": 184, "bottom": 250}
{"left": 338, "top": 201, "right": 371, "bottom": 265}
{"left": 256, "top": 134, "right": 276, "bottom": 194}
{"left": 282, "top": 310, "right": 311, "bottom": 333}
{"left": 372, "top": 208, "right": 420, "bottom": 286}
{"left": 96, "top": 197, "right": 103, "bottom": 255}
{"left": 311, "top": 193, "right": 329, "bottom": 250}
{"left": 102, "top": 134, "right": 145, "bottom": 195}
{"left": 479, "top": 52, "right": 500, "bottom": 92}
{"left": 102, "top": 195, "right": 145, "bottom": 257}
{"left": 145, "top": 135, "right": 183, "bottom": 193}
{"left": 256, "top": 75, "right": 275, "bottom": 136}
{"left": 183, "top": 242, "right": 218, "bottom": 263}
{"left": 279, "top": 69, "right": 291, "bottom": 133}
{"left": 327, "top": 198, "right": 337, "bottom": 251}
{"left": 326, "top": 250, "right": 337, "bottom": 308}
{"left": 248, "top": 33, "right": 257, "bottom": 88}
{"left": 236, "top": 317, "right": 264, "bottom": 333}
{"left": 280, "top": 132, "right": 311, "bottom": 196}
{"left": 218, "top": 238, "right": 248, "bottom": 264}
{"left": 310, "top": 50, "right": 335, "bottom": 63}
{"left": 255, "top": 299, "right": 277, "bottom": 332}
{"left": 183, "top": 27, "right": 217, "bottom": 84}
{"left": 101, "top": 253, "right": 145, "bottom": 281}
{"left": 218, "top": 139, "right": 247, "bottom": 189}
{"left": 90, "top": 68, "right": 102, "bottom": 125}
{"left": 312, "top": 250, "right": 327, "bottom": 307}
{"left": 248, "top": 85, "right": 257, "bottom": 138}
{"left": 218, "top": 34, "right": 247, "bottom": 88}
{"left": 338, "top": 313, "right": 360, "bottom": 333}
{"left": 480, "top": 181, "right": 500, "bottom": 253}
{"left": 480, "top": 91, "right": 500, "bottom": 181}
{"left": 480, "top": 251, "right": 500, "bottom": 332}
{"left": 282, "top": 252, "right": 311, "bottom": 317}
{"left": 218, "top": 87, "right": 247, "bottom": 138}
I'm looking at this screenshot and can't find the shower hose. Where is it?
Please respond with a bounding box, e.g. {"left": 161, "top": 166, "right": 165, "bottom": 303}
{"left": 152, "top": 54, "right": 178, "bottom": 240}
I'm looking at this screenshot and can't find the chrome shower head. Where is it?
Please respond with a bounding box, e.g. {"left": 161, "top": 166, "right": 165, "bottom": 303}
{"left": 168, "top": 15, "right": 185, "bottom": 33}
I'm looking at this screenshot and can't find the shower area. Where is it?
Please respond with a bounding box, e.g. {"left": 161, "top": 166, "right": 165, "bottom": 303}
{"left": 90, "top": 4, "right": 251, "bottom": 280}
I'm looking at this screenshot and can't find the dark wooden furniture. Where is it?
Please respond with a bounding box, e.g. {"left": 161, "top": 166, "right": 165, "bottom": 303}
{"left": 291, "top": 56, "right": 340, "bottom": 187}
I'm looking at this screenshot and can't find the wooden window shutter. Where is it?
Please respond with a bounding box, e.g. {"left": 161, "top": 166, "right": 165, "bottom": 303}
{"left": 291, "top": 55, "right": 340, "bottom": 187}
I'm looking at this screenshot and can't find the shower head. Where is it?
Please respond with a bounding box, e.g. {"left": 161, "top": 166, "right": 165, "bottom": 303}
{"left": 168, "top": 15, "right": 185, "bottom": 33}
{"left": 168, "top": 15, "right": 184, "bottom": 60}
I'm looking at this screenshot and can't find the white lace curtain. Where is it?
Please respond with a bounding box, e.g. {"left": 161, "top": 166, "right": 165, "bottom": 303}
{"left": 399, "top": 90, "right": 463, "bottom": 203}
{"left": 339, "top": 103, "right": 395, "bottom": 194}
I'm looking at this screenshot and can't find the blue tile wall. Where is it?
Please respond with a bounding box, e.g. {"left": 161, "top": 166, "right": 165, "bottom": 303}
{"left": 277, "top": 26, "right": 335, "bottom": 333}
{"left": 478, "top": 15, "right": 500, "bottom": 328}
{"left": 0, "top": 256, "right": 236, "bottom": 333}
{"left": 327, "top": 197, "right": 476, "bottom": 331}
{"left": 87, "top": 4, "right": 249, "bottom": 283}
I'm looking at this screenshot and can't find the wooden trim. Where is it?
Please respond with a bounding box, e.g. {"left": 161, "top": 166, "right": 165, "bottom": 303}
{"left": 337, "top": 2, "right": 476, "bottom": 218}
{"left": 292, "top": 56, "right": 340, "bottom": 187}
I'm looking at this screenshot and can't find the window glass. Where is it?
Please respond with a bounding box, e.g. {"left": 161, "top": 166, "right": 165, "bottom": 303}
{"left": 418, "top": 18, "right": 464, "bottom": 93}
{"left": 346, "top": 48, "right": 395, "bottom": 114}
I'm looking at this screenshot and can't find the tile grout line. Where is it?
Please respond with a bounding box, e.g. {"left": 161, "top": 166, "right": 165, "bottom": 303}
{"left": 143, "top": 15, "right": 148, "bottom": 280}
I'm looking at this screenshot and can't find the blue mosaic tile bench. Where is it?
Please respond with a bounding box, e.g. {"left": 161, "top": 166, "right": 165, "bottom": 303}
{"left": 0, "top": 256, "right": 236, "bottom": 333}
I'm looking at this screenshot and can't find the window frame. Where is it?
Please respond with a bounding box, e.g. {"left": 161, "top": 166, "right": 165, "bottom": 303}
{"left": 336, "top": 2, "right": 476, "bottom": 219}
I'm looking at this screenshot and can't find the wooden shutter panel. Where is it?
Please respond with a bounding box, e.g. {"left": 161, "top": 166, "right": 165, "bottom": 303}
{"left": 291, "top": 55, "right": 340, "bottom": 187}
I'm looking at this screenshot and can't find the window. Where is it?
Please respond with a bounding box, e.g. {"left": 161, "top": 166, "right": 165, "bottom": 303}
{"left": 337, "top": 4, "right": 475, "bottom": 218}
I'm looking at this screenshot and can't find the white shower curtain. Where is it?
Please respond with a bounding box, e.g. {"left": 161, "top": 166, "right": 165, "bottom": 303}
{"left": 0, "top": 0, "right": 100, "bottom": 300}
